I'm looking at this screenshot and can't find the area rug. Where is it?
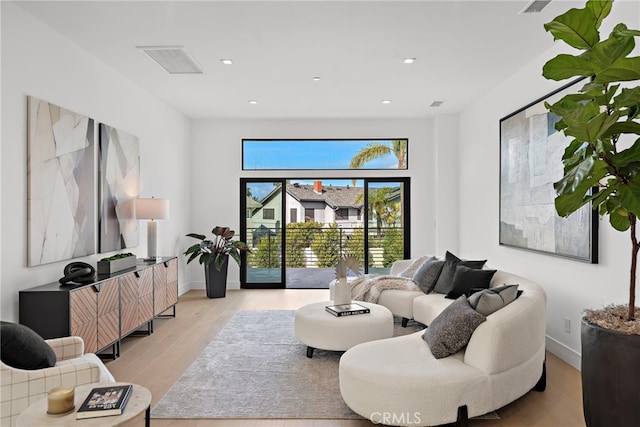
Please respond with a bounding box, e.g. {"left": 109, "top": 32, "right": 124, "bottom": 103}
{"left": 151, "top": 310, "right": 424, "bottom": 419}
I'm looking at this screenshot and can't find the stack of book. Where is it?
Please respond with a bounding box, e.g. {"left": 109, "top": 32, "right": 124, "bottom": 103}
{"left": 325, "top": 303, "right": 370, "bottom": 317}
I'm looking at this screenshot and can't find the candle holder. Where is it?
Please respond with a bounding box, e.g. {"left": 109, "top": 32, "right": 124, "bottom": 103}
{"left": 47, "top": 387, "right": 75, "bottom": 415}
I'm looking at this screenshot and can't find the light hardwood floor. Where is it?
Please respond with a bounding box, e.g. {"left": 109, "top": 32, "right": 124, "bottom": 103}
{"left": 106, "top": 289, "right": 585, "bottom": 427}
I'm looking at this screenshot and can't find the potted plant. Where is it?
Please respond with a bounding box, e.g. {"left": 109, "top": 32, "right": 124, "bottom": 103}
{"left": 542, "top": 0, "right": 640, "bottom": 425}
{"left": 184, "top": 226, "right": 250, "bottom": 298}
{"left": 97, "top": 252, "right": 136, "bottom": 274}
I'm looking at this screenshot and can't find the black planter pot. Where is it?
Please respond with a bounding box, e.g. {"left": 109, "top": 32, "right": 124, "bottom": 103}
{"left": 204, "top": 257, "right": 229, "bottom": 298}
{"left": 581, "top": 319, "right": 640, "bottom": 427}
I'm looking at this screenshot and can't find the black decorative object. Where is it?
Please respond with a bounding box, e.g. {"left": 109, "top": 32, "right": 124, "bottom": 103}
{"left": 59, "top": 262, "right": 96, "bottom": 286}
{"left": 205, "top": 256, "right": 229, "bottom": 298}
{"left": 581, "top": 320, "right": 640, "bottom": 426}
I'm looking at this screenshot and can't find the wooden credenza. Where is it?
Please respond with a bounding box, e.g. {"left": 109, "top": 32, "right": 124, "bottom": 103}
{"left": 19, "top": 257, "right": 178, "bottom": 357}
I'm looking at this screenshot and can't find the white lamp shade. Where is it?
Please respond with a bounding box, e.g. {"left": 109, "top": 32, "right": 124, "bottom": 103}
{"left": 136, "top": 198, "right": 170, "bottom": 220}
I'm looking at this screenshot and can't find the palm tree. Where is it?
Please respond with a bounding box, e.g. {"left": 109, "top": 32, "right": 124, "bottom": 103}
{"left": 381, "top": 202, "right": 401, "bottom": 226}
{"left": 349, "top": 140, "right": 407, "bottom": 170}
{"left": 367, "top": 187, "right": 396, "bottom": 236}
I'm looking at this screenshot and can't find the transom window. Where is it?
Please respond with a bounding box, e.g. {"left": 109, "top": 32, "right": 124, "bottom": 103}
{"left": 242, "top": 139, "right": 408, "bottom": 170}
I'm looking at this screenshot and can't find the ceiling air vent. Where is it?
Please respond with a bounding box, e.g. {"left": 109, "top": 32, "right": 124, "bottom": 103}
{"left": 520, "top": 0, "right": 552, "bottom": 14}
{"left": 430, "top": 101, "right": 444, "bottom": 107}
{"left": 137, "top": 46, "right": 203, "bottom": 74}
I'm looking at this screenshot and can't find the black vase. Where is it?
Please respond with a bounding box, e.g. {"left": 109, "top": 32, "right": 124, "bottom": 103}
{"left": 581, "top": 319, "right": 640, "bottom": 426}
{"left": 204, "top": 256, "right": 229, "bottom": 298}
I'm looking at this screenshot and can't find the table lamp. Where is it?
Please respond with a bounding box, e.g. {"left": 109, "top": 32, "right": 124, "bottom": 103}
{"left": 136, "top": 197, "right": 170, "bottom": 261}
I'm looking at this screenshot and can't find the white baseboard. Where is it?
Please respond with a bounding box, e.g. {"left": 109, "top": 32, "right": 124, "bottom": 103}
{"left": 546, "top": 335, "right": 581, "bottom": 370}
{"left": 182, "top": 281, "right": 240, "bottom": 293}
{"left": 178, "top": 282, "right": 193, "bottom": 296}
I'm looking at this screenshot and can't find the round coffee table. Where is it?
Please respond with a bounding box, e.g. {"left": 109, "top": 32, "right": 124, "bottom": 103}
{"left": 294, "top": 301, "right": 393, "bottom": 358}
{"left": 16, "top": 382, "right": 151, "bottom": 427}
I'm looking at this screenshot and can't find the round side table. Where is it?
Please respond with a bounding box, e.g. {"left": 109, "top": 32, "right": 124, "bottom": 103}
{"left": 16, "top": 382, "right": 151, "bottom": 427}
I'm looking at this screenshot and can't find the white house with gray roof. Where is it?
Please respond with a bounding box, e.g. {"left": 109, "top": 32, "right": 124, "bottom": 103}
{"left": 286, "top": 180, "right": 364, "bottom": 228}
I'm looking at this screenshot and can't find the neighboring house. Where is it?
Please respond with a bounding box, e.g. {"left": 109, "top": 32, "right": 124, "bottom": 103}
{"left": 286, "top": 181, "right": 364, "bottom": 228}
{"left": 245, "top": 196, "right": 262, "bottom": 222}
{"left": 249, "top": 185, "right": 283, "bottom": 245}
{"left": 249, "top": 180, "right": 364, "bottom": 233}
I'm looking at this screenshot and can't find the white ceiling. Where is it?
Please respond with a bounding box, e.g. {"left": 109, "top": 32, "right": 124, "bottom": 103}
{"left": 14, "top": 0, "right": 583, "bottom": 120}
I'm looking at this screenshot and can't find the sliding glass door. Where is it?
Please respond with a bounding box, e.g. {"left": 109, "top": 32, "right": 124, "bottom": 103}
{"left": 240, "top": 178, "right": 410, "bottom": 289}
{"left": 365, "top": 180, "right": 410, "bottom": 275}
{"left": 241, "top": 180, "right": 284, "bottom": 288}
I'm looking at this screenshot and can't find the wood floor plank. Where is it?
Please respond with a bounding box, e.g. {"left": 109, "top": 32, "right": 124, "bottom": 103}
{"left": 107, "top": 289, "right": 585, "bottom": 427}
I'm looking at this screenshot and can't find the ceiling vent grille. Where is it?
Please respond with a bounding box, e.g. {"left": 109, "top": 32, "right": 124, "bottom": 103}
{"left": 520, "top": 0, "right": 552, "bottom": 14}
{"left": 137, "top": 46, "right": 203, "bottom": 74}
{"left": 430, "top": 101, "right": 444, "bottom": 107}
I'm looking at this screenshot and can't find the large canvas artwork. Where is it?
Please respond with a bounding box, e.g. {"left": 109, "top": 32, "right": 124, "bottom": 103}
{"left": 499, "top": 79, "right": 598, "bottom": 263}
{"left": 27, "top": 96, "right": 96, "bottom": 266}
{"left": 99, "top": 124, "right": 139, "bottom": 252}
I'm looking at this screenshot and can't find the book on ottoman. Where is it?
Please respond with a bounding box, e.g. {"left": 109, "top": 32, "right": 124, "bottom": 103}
{"left": 325, "top": 303, "right": 370, "bottom": 317}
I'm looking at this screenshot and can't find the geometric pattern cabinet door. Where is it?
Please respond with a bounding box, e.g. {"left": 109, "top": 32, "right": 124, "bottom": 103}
{"left": 96, "top": 278, "right": 120, "bottom": 351}
{"left": 138, "top": 267, "right": 154, "bottom": 324}
{"left": 69, "top": 286, "right": 98, "bottom": 353}
{"left": 120, "top": 269, "right": 154, "bottom": 336}
{"left": 120, "top": 272, "right": 141, "bottom": 336}
{"left": 153, "top": 263, "right": 168, "bottom": 316}
{"left": 166, "top": 258, "right": 178, "bottom": 308}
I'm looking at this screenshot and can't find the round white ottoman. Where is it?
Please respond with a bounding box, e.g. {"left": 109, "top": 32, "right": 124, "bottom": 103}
{"left": 294, "top": 301, "right": 393, "bottom": 358}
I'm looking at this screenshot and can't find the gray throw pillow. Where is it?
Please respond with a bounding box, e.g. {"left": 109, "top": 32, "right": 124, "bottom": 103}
{"left": 423, "top": 295, "right": 486, "bottom": 359}
{"left": 432, "top": 251, "right": 487, "bottom": 295}
{"left": 0, "top": 321, "right": 56, "bottom": 370}
{"left": 468, "top": 284, "right": 519, "bottom": 316}
{"left": 397, "top": 256, "right": 431, "bottom": 278}
{"left": 412, "top": 259, "right": 445, "bottom": 293}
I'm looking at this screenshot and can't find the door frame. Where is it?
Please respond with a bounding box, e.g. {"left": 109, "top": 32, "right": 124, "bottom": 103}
{"left": 240, "top": 177, "right": 410, "bottom": 288}
{"left": 240, "top": 178, "right": 286, "bottom": 289}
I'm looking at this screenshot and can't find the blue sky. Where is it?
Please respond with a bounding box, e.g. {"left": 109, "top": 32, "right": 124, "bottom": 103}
{"left": 243, "top": 139, "right": 404, "bottom": 170}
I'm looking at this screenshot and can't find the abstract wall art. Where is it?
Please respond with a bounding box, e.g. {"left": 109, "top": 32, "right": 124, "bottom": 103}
{"left": 499, "top": 78, "right": 598, "bottom": 263}
{"left": 99, "top": 123, "right": 140, "bottom": 252}
{"left": 27, "top": 96, "right": 96, "bottom": 266}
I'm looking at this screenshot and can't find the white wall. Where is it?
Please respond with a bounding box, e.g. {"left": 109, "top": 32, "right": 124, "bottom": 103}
{"left": 189, "top": 118, "right": 452, "bottom": 290}
{"left": 458, "top": 1, "right": 639, "bottom": 369}
{"left": 1, "top": 3, "right": 192, "bottom": 321}
{"left": 433, "top": 115, "right": 460, "bottom": 254}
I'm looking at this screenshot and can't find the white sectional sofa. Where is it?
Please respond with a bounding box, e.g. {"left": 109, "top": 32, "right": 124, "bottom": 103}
{"left": 338, "top": 257, "right": 547, "bottom": 427}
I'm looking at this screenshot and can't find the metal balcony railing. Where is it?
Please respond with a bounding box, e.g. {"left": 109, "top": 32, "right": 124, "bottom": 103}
{"left": 246, "top": 225, "right": 405, "bottom": 271}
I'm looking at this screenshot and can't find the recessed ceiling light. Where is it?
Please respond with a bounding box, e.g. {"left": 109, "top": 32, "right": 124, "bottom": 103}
{"left": 403, "top": 58, "right": 416, "bottom": 64}
{"left": 248, "top": 100, "right": 258, "bottom": 105}
{"left": 312, "top": 76, "right": 321, "bottom": 81}
{"left": 382, "top": 100, "right": 392, "bottom": 104}
{"left": 221, "top": 59, "right": 233, "bottom": 65}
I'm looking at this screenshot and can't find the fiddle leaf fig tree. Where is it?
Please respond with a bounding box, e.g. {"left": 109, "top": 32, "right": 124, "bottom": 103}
{"left": 542, "top": 0, "right": 640, "bottom": 322}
